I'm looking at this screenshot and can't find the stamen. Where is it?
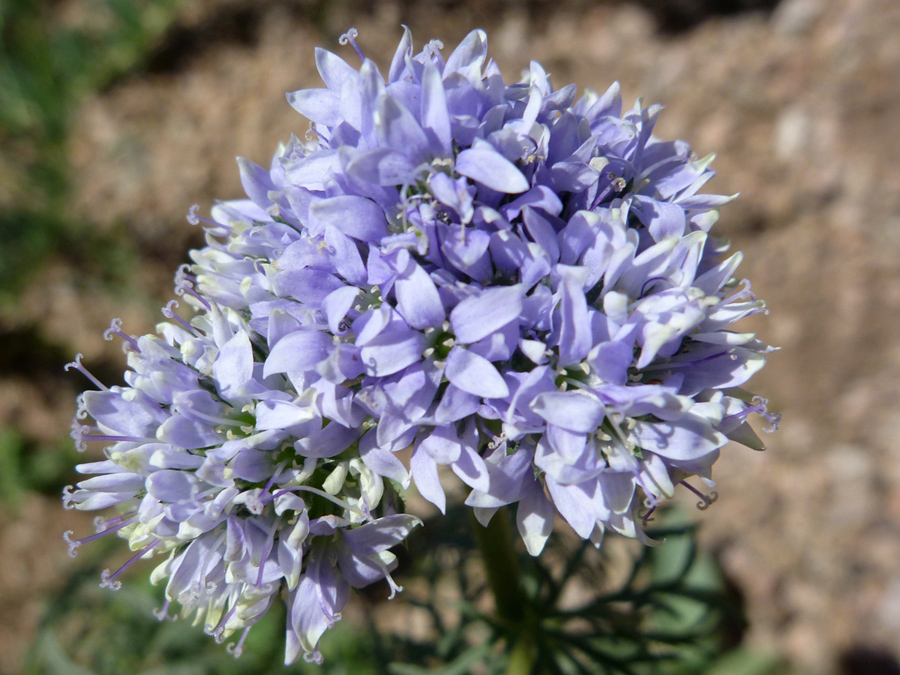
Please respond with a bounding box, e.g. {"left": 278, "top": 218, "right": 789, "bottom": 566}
{"left": 94, "top": 512, "right": 136, "bottom": 532}
{"left": 680, "top": 480, "right": 718, "bottom": 510}
{"left": 172, "top": 403, "right": 242, "bottom": 429}
{"left": 227, "top": 626, "right": 252, "bottom": 658}
{"left": 100, "top": 538, "right": 162, "bottom": 590}
{"left": 153, "top": 599, "right": 174, "bottom": 621}
{"left": 73, "top": 422, "right": 156, "bottom": 446}
{"left": 62, "top": 485, "right": 77, "bottom": 509}
{"left": 70, "top": 420, "right": 88, "bottom": 452}
{"left": 174, "top": 265, "right": 211, "bottom": 309}
{"left": 641, "top": 504, "right": 657, "bottom": 527}
{"left": 75, "top": 394, "right": 89, "bottom": 420}
{"left": 720, "top": 396, "right": 781, "bottom": 433}
{"left": 306, "top": 121, "right": 322, "bottom": 142}
{"left": 303, "top": 649, "right": 325, "bottom": 665}
{"left": 487, "top": 433, "right": 507, "bottom": 450}
{"left": 263, "top": 462, "right": 287, "bottom": 495}
{"left": 752, "top": 396, "right": 782, "bottom": 432}
{"left": 63, "top": 530, "right": 81, "bottom": 557}
{"left": 64, "top": 354, "right": 108, "bottom": 391}
{"left": 208, "top": 604, "right": 238, "bottom": 639}
{"left": 424, "top": 38, "right": 444, "bottom": 58}
{"left": 371, "top": 555, "right": 403, "bottom": 600}
{"left": 339, "top": 28, "right": 365, "bottom": 62}
{"left": 186, "top": 204, "right": 232, "bottom": 233}
{"left": 102, "top": 318, "right": 142, "bottom": 352}
{"left": 64, "top": 516, "right": 136, "bottom": 557}
{"left": 161, "top": 300, "right": 199, "bottom": 335}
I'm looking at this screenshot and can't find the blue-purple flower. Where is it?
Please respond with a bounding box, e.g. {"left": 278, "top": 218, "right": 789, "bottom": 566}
{"left": 66, "top": 26, "right": 777, "bottom": 664}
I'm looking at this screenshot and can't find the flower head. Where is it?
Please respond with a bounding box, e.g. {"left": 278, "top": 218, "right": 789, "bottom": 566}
{"left": 66, "top": 26, "right": 776, "bottom": 663}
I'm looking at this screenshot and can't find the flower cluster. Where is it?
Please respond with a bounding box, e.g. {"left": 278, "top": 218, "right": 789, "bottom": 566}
{"left": 64, "top": 27, "right": 777, "bottom": 664}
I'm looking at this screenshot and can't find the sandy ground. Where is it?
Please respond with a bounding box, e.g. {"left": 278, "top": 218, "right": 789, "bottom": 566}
{"left": 3, "top": 0, "right": 900, "bottom": 672}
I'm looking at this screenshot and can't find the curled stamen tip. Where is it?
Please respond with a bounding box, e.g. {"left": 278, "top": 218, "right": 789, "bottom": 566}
{"left": 62, "top": 485, "right": 77, "bottom": 509}
{"left": 696, "top": 491, "right": 718, "bottom": 510}
{"left": 226, "top": 643, "right": 244, "bottom": 658}
{"left": 303, "top": 650, "right": 324, "bottom": 665}
{"left": 103, "top": 318, "right": 123, "bottom": 341}
{"left": 75, "top": 394, "right": 88, "bottom": 419}
{"left": 339, "top": 27, "right": 366, "bottom": 61}
{"left": 99, "top": 569, "right": 122, "bottom": 591}
{"left": 187, "top": 204, "right": 201, "bottom": 225}
{"left": 63, "top": 530, "right": 80, "bottom": 557}
{"left": 70, "top": 421, "right": 88, "bottom": 452}
{"left": 338, "top": 27, "right": 358, "bottom": 44}
{"left": 153, "top": 607, "right": 172, "bottom": 621}
{"left": 64, "top": 354, "right": 83, "bottom": 372}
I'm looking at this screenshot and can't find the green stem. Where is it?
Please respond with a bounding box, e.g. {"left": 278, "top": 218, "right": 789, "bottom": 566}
{"left": 471, "top": 508, "right": 536, "bottom": 675}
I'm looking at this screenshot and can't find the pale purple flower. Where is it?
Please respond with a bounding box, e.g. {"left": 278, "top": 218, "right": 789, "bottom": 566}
{"left": 66, "top": 25, "right": 777, "bottom": 664}
{"left": 65, "top": 306, "right": 420, "bottom": 664}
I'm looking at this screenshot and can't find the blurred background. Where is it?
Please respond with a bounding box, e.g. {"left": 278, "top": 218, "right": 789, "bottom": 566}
{"left": 2, "top": 0, "right": 900, "bottom": 672}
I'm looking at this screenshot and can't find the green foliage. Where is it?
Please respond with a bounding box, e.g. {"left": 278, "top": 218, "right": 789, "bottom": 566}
{"left": 370, "top": 505, "right": 752, "bottom": 675}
